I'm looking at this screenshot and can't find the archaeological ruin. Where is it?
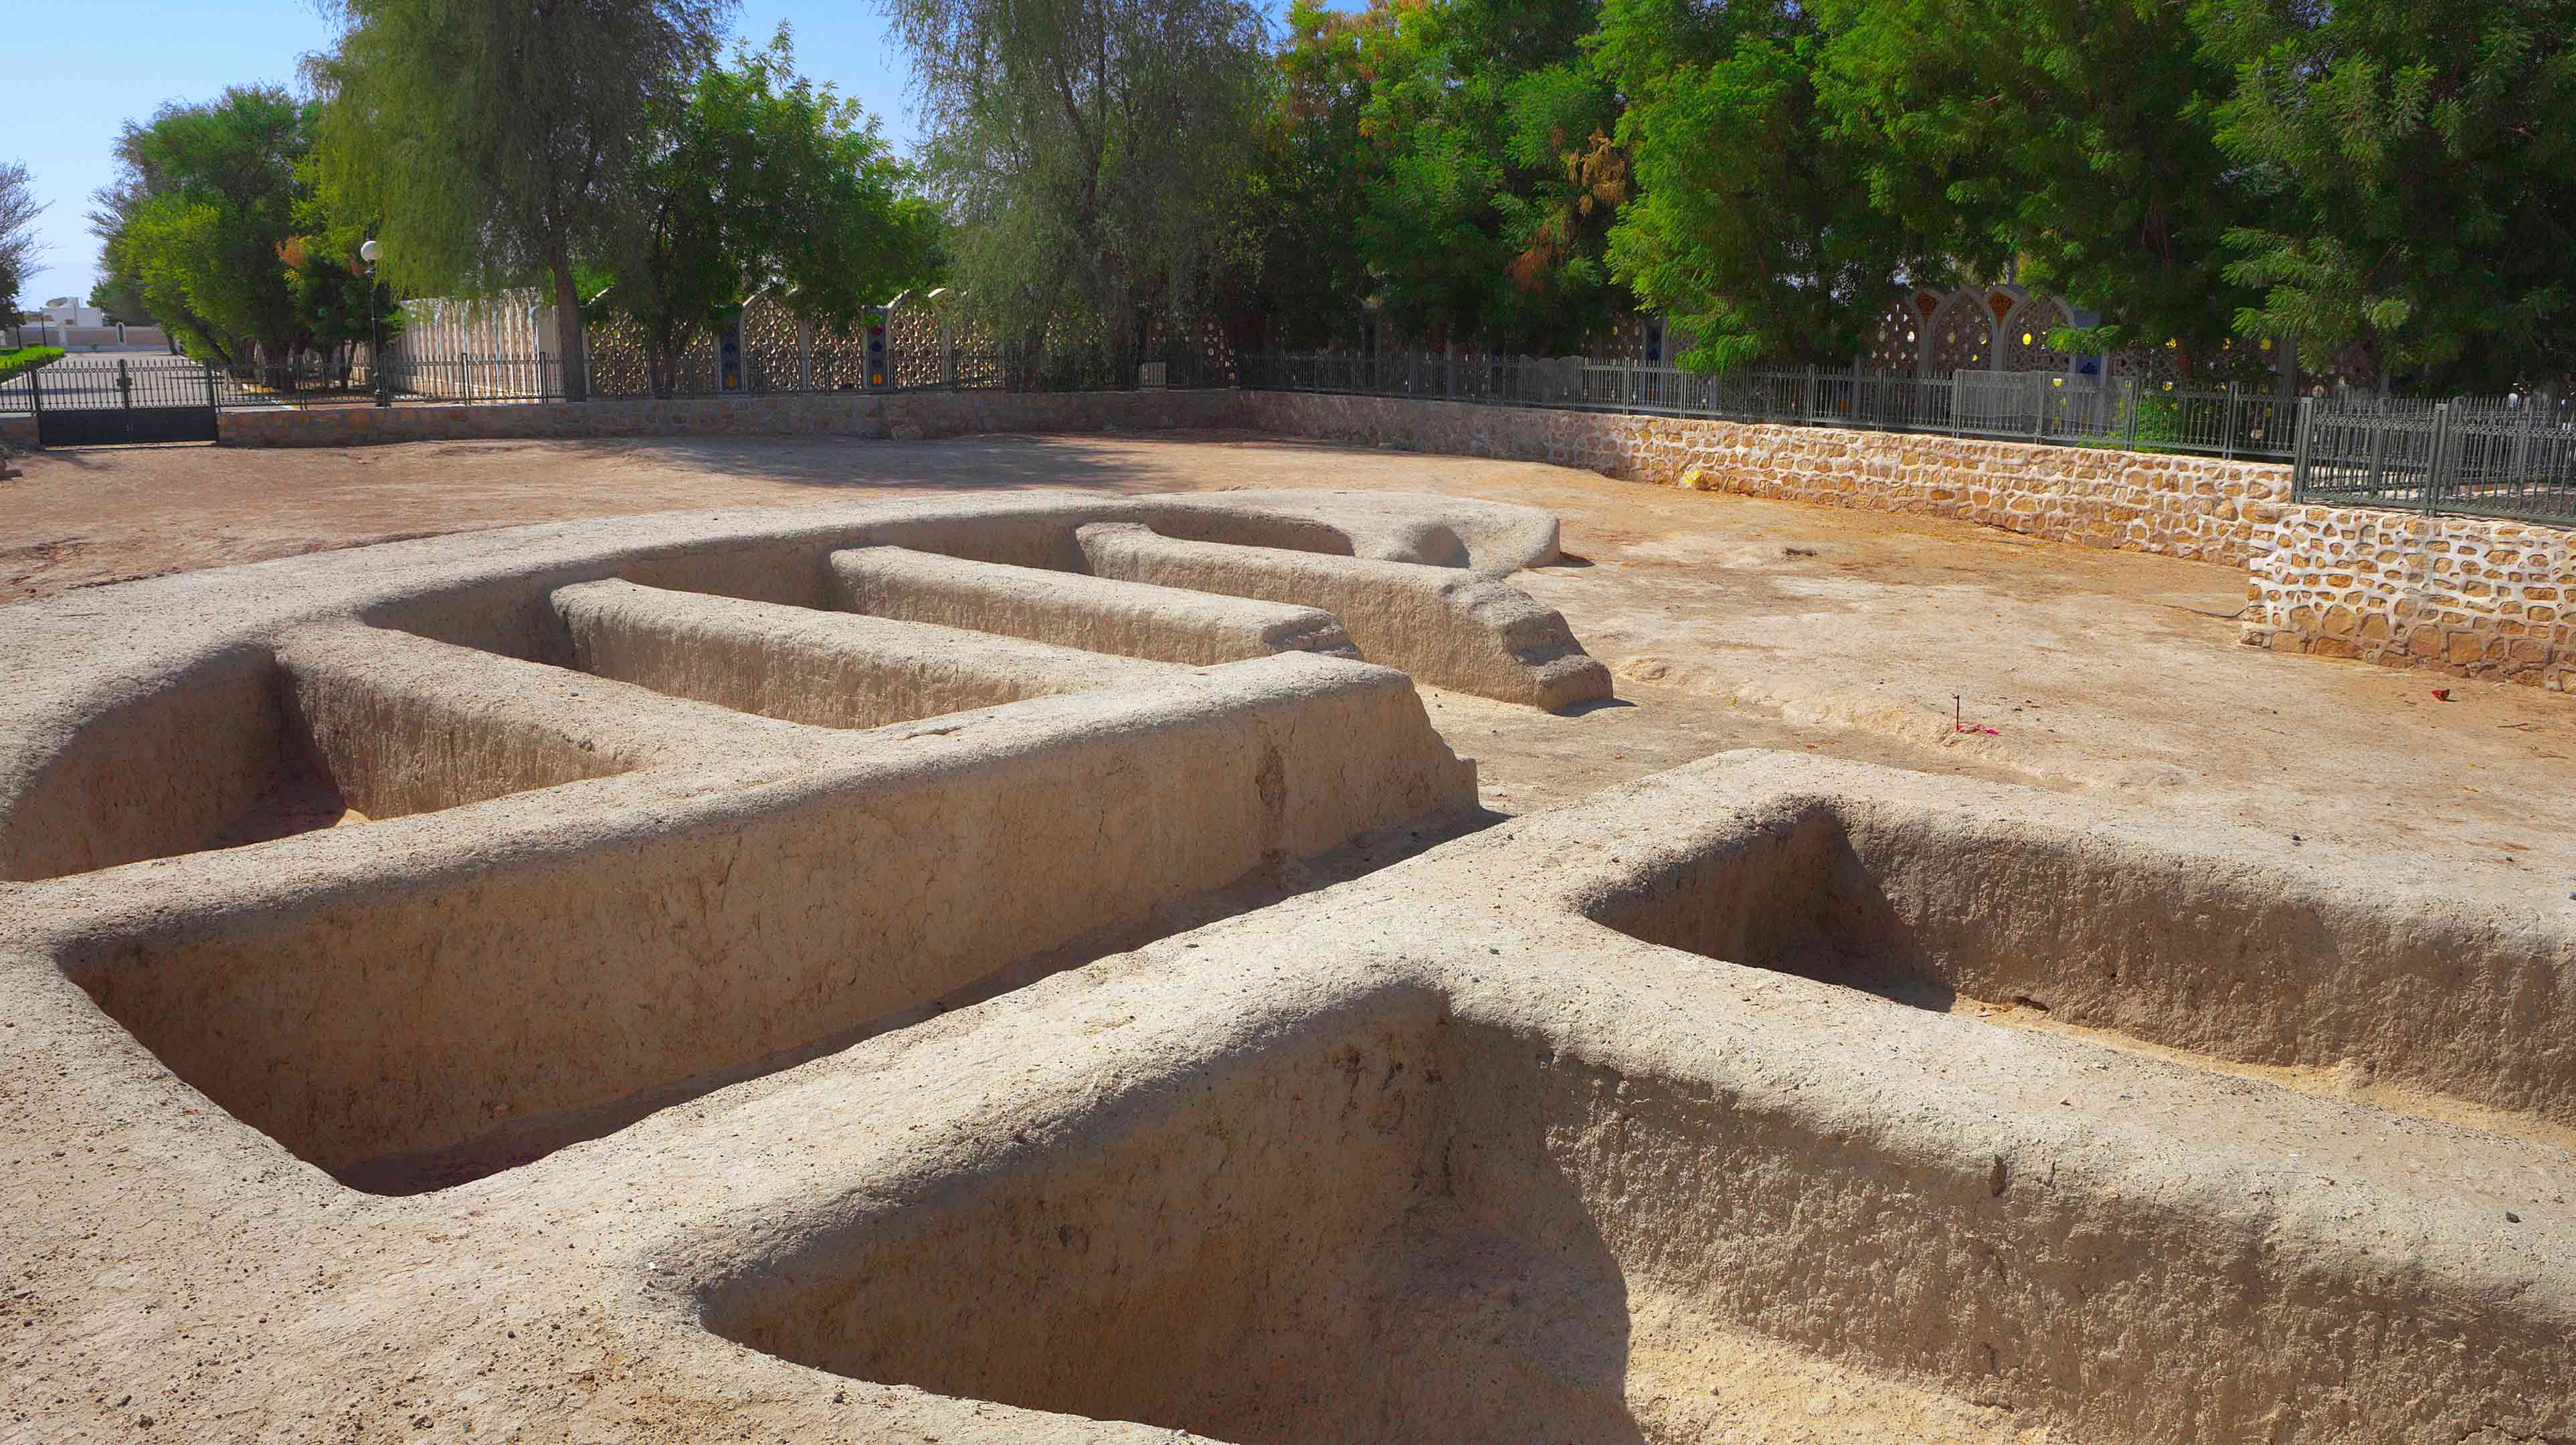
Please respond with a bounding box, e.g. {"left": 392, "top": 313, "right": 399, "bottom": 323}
{"left": 1, "top": 486, "right": 2569, "bottom": 1442}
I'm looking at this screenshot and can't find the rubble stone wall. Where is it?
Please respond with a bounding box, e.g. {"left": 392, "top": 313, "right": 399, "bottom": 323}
{"left": 1240, "top": 393, "right": 2576, "bottom": 693}
{"left": 2243, "top": 505, "right": 2571, "bottom": 692}
{"left": 1239, "top": 391, "right": 2292, "bottom": 565}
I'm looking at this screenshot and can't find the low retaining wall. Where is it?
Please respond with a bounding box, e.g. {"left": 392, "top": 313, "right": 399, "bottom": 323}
{"left": 215, "top": 387, "right": 1243, "bottom": 448}
{"left": 2243, "top": 506, "right": 2571, "bottom": 692}
{"left": 1240, "top": 391, "right": 2291, "bottom": 566}
{"left": 1238, "top": 391, "right": 2576, "bottom": 695}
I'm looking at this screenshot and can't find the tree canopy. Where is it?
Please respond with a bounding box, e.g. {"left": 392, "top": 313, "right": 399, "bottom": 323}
{"left": 308, "top": 0, "right": 734, "bottom": 397}
{"left": 1596, "top": 0, "right": 1906, "bottom": 369}
{"left": 1225, "top": 0, "right": 2576, "bottom": 391}
{"left": 85, "top": 0, "right": 2576, "bottom": 395}
{"left": 89, "top": 87, "right": 308, "bottom": 363}
{"left": 594, "top": 29, "right": 947, "bottom": 394}
{"left": 2202, "top": 0, "right": 2576, "bottom": 390}
{"left": 1816, "top": 0, "right": 2254, "bottom": 361}
{"left": 0, "top": 162, "right": 39, "bottom": 317}
{"left": 879, "top": 0, "right": 1271, "bottom": 372}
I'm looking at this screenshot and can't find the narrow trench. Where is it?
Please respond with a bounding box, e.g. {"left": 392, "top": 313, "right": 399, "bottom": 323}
{"left": 1744, "top": 943, "right": 2576, "bottom": 1155}
{"left": 332, "top": 807, "right": 1500, "bottom": 1195}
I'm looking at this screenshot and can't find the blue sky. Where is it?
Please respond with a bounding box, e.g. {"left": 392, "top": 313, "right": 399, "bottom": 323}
{"left": 15, "top": 0, "right": 1210, "bottom": 308}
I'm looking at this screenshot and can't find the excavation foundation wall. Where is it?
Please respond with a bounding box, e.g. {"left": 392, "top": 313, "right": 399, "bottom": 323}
{"left": 50, "top": 652, "right": 1475, "bottom": 1175}
{"left": 701, "top": 995, "right": 2576, "bottom": 1445}
{"left": 1576, "top": 789, "right": 2576, "bottom": 1131}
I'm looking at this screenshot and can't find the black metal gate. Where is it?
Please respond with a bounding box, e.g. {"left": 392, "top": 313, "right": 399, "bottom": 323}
{"left": 30, "top": 358, "right": 221, "bottom": 446}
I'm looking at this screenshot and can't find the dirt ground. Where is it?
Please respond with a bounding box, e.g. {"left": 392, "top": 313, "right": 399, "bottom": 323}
{"left": 7, "top": 428, "right": 2573, "bottom": 891}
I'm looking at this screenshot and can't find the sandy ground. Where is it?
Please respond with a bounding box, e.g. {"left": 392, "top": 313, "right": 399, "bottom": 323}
{"left": 9, "top": 429, "right": 2569, "bottom": 889}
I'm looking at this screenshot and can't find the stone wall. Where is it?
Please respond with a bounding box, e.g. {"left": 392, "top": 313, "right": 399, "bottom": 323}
{"left": 1241, "top": 391, "right": 2290, "bottom": 565}
{"left": 2243, "top": 506, "right": 2571, "bottom": 692}
{"left": 215, "top": 387, "right": 1244, "bottom": 448}
{"left": 1238, "top": 392, "right": 2576, "bottom": 693}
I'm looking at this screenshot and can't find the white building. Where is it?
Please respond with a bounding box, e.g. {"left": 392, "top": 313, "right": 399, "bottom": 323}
{"left": 34, "top": 298, "right": 107, "bottom": 328}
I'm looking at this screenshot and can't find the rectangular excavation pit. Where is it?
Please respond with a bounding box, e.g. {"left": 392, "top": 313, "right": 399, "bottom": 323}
{"left": 51, "top": 655, "right": 1477, "bottom": 1191}
{"left": 272, "top": 622, "right": 648, "bottom": 823}
{"left": 0, "top": 625, "right": 651, "bottom": 882}
{"left": 696, "top": 996, "right": 2571, "bottom": 1445}
{"left": 1579, "top": 795, "right": 2576, "bottom": 1135}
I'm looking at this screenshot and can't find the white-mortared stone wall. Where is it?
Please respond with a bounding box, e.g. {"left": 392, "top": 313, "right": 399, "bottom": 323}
{"left": 2244, "top": 505, "right": 2571, "bottom": 691}
{"left": 1240, "top": 392, "right": 2292, "bottom": 565}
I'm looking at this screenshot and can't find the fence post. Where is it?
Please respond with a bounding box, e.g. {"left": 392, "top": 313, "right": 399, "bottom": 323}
{"left": 2290, "top": 396, "right": 2316, "bottom": 501}
{"left": 2222, "top": 381, "right": 2239, "bottom": 460}
{"left": 1445, "top": 353, "right": 1455, "bottom": 403}
{"left": 2425, "top": 401, "right": 2452, "bottom": 514}
{"left": 1804, "top": 364, "right": 1817, "bottom": 423}
{"left": 26, "top": 358, "right": 41, "bottom": 429}
{"left": 2365, "top": 401, "right": 2389, "bottom": 495}
{"left": 203, "top": 360, "right": 219, "bottom": 414}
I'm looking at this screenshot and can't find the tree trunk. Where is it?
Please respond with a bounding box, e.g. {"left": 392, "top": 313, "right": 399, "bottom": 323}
{"left": 551, "top": 264, "right": 589, "bottom": 403}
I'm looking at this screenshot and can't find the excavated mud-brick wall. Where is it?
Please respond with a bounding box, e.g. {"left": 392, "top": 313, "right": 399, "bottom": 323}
{"left": 1240, "top": 391, "right": 2292, "bottom": 565}
{"left": 2243, "top": 505, "right": 2572, "bottom": 692}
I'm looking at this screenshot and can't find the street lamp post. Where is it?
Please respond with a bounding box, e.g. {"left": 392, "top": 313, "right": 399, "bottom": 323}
{"left": 360, "top": 239, "right": 390, "bottom": 408}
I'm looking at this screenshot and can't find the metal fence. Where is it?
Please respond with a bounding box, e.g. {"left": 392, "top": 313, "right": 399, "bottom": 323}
{"left": 1236, "top": 353, "right": 2298, "bottom": 461}
{"left": 2292, "top": 395, "right": 2576, "bottom": 524}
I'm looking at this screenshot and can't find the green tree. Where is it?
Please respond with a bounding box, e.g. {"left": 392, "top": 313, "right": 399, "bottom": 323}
{"left": 1312, "top": 0, "right": 1627, "bottom": 353}
{"left": 88, "top": 88, "right": 310, "bottom": 364}
{"left": 879, "top": 0, "right": 1271, "bottom": 375}
{"left": 86, "top": 279, "right": 153, "bottom": 329}
{"left": 2201, "top": 0, "right": 2576, "bottom": 391}
{"left": 1219, "top": 0, "right": 1388, "bottom": 349}
{"left": 597, "top": 30, "right": 943, "bottom": 395}
{"left": 0, "top": 161, "right": 39, "bottom": 318}
{"left": 308, "top": 0, "right": 733, "bottom": 400}
{"left": 1594, "top": 0, "right": 1905, "bottom": 369}
{"left": 280, "top": 235, "right": 401, "bottom": 383}
{"left": 1817, "top": 0, "right": 2253, "bottom": 360}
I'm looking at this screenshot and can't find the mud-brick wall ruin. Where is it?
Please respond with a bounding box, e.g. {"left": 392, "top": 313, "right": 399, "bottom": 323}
{"left": 1240, "top": 392, "right": 2294, "bottom": 565}
{"left": 2243, "top": 504, "right": 2573, "bottom": 692}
